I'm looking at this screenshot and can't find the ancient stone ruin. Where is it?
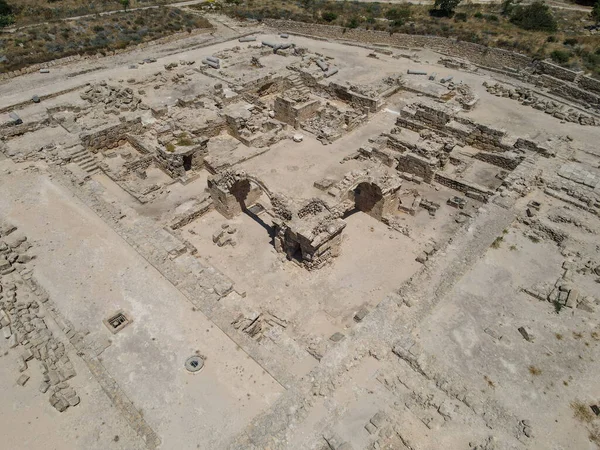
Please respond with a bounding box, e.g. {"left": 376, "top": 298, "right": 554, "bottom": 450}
{"left": 0, "top": 14, "right": 599, "bottom": 450}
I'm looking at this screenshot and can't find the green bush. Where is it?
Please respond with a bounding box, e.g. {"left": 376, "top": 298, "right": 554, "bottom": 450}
{"left": 321, "top": 11, "right": 337, "bottom": 22}
{"left": 510, "top": 1, "right": 557, "bottom": 32}
{"left": 563, "top": 37, "right": 578, "bottom": 46}
{"left": 431, "top": 0, "right": 462, "bottom": 17}
{"left": 0, "top": 0, "right": 13, "bottom": 27}
{"left": 454, "top": 12, "right": 468, "bottom": 21}
{"left": 474, "top": 11, "right": 483, "bottom": 18}
{"left": 486, "top": 14, "right": 499, "bottom": 21}
{"left": 550, "top": 49, "right": 571, "bottom": 64}
{"left": 593, "top": 0, "right": 600, "bottom": 23}
{"left": 501, "top": 0, "right": 516, "bottom": 16}
{"left": 546, "top": 35, "right": 557, "bottom": 42}
{"left": 347, "top": 17, "right": 359, "bottom": 28}
{"left": 386, "top": 6, "right": 411, "bottom": 26}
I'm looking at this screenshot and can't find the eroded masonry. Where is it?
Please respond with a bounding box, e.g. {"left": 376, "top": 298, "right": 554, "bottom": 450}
{"left": 0, "top": 16, "right": 599, "bottom": 450}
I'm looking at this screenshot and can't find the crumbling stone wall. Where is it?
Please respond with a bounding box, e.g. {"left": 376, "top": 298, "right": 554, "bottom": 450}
{"left": 549, "top": 83, "right": 600, "bottom": 109}
{"left": 273, "top": 217, "right": 346, "bottom": 270}
{"left": 81, "top": 118, "right": 143, "bottom": 152}
{"left": 396, "top": 153, "right": 436, "bottom": 183}
{"left": 155, "top": 139, "right": 207, "bottom": 179}
{"left": 578, "top": 75, "right": 600, "bottom": 95}
{"left": 536, "top": 61, "right": 580, "bottom": 82}
{"left": 328, "top": 82, "right": 383, "bottom": 112}
{"left": 434, "top": 173, "right": 493, "bottom": 201}
{"left": 126, "top": 135, "right": 152, "bottom": 155}
{"left": 0, "top": 118, "right": 51, "bottom": 139}
{"left": 514, "top": 138, "right": 553, "bottom": 157}
{"left": 454, "top": 118, "right": 509, "bottom": 152}
{"left": 123, "top": 155, "right": 154, "bottom": 172}
{"left": 473, "top": 151, "right": 523, "bottom": 170}
{"left": 274, "top": 96, "right": 321, "bottom": 128}
{"left": 264, "top": 19, "right": 532, "bottom": 72}
{"left": 208, "top": 172, "right": 269, "bottom": 219}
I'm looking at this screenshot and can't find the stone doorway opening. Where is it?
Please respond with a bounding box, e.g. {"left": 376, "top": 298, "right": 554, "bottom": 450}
{"left": 353, "top": 182, "right": 383, "bottom": 214}
{"left": 183, "top": 154, "right": 193, "bottom": 171}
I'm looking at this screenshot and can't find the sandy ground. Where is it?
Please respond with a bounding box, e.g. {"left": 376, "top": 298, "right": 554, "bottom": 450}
{"left": 1, "top": 16, "right": 599, "bottom": 450}
{"left": 0, "top": 160, "right": 284, "bottom": 449}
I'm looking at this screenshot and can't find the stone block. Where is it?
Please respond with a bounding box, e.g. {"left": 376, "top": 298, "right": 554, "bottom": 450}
{"left": 364, "top": 422, "right": 377, "bottom": 434}
{"left": 566, "top": 289, "right": 579, "bottom": 308}
{"left": 518, "top": 326, "right": 533, "bottom": 342}
{"left": 370, "top": 411, "right": 388, "bottom": 428}
{"left": 16, "top": 374, "right": 30, "bottom": 386}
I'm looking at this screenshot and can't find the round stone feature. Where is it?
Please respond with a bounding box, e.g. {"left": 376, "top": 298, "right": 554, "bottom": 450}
{"left": 185, "top": 355, "right": 204, "bottom": 373}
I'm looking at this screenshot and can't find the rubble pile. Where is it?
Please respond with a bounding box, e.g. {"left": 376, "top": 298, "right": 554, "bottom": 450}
{"left": 0, "top": 222, "right": 80, "bottom": 413}
{"left": 483, "top": 82, "right": 599, "bottom": 126}
{"left": 450, "top": 83, "right": 478, "bottom": 109}
{"left": 80, "top": 81, "right": 145, "bottom": 114}
{"left": 213, "top": 223, "right": 237, "bottom": 247}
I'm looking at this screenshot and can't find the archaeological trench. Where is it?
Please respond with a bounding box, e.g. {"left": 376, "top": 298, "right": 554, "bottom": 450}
{"left": 0, "top": 14, "right": 599, "bottom": 450}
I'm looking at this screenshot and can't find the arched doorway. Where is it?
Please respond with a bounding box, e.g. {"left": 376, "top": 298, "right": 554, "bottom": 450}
{"left": 229, "top": 179, "right": 252, "bottom": 211}
{"left": 353, "top": 182, "right": 383, "bottom": 217}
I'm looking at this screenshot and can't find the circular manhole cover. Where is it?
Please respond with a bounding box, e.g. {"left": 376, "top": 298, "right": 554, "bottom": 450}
{"left": 185, "top": 356, "right": 204, "bottom": 373}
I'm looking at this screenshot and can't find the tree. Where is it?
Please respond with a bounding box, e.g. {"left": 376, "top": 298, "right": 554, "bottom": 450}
{"left": 432, "top": 0, "right": 462, "bottom": 17}
{"left": 592, "top": 0, "right": 600, "bottom": 24}
{"left": 321, "top": 11, "right": 338, "bottom": 22}
{"left": 501, "top": 0, "right": 515, "bottom": 16}
{"left": 510, "top": 1, "right": 557, "bottom": 32}
{"left": 121, "top": 0, "right": 130, "bottom": 12}
{"left": 0, "top": 0, "right": 14, "bottom": 28}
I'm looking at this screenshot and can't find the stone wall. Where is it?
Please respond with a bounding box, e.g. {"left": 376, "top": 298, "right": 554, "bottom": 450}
{"left": 536, "top": 61, "right": 580, "bottom": 83}
{"left": 0, "top": 28, "right": 213, "bottom": 82}
{"left": 81, "top": 118, "right": 143, "bottom": 152}
{"left": 0, "top": 85, "right": 85, "bottom": 115}
{"left": 263, "top": 19, "right": 532, "bottom": 72}
{"left": 126, "top": 135, "right": 152, "bottom": 155}
{"left": 473, "top": 151, "right": 523, "bottom": 170}
{"left": 514, "top": 138, "right": 553, "bottom": 157}
{"left": 0, "top": 118, "right": 51, "bottom": 139}
{"left": 549, "top": 84, "right": 600, "bottom": 109}
{"left": 155, "top": 140, "right": 207, "bottom": 179}
{"left": 123, "top": 155, "right": 154, "bottom": 172}
{"left": 397, "top": 153, "right": 436, "bottom": 183}
{"left": 578, "top": 75, "right": 600, "bottom": 95}
{"left": 274, "top": 96, "right": 321, "bottom": 128}
{"left": 434, "top": 173, "right": 493, "bottom": 201}
{"left": 328, "top": 82, "right": 383, "bottom": 112}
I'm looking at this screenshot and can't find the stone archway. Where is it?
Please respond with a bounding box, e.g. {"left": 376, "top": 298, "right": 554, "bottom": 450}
{"left": 353, "top": 182, "right": 383, "bottom": 213}
{"left": 208, "top": 171, "right": 278, "bottom": 220}
{"left": 229, "top": 178, "right": 252, "bottom": 211}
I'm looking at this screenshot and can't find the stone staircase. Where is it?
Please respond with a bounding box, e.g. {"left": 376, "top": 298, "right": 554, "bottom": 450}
{"left": 70, "top": 146, "right": 100, "bottom": 175}
{"left": 287, "top": 73, "right": 310, "bottom": 97}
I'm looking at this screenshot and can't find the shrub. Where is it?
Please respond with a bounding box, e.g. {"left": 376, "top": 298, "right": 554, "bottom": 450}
{"left": 431, "top": 0, "right": 462, "bottom": 17}
{"left": 0, "top": 0, "right": 13, "bottom": 27}
{"left": 321, "top": 11, "right": 337, "bottom": 22}
{"left": 0, "top": 0, "right": 11, "bottom": 16}
{"left": 546, "top": 35, "right": 557, "bottom": 42}
{"left": 486, "top": 14, "right": 499, "bottom": 21}
{"left": 510, "top": 1, "right": 557, "bottom": 32}
{"left": 386, "top": 6, "right": 411, "bottom": 26}
{"left": 593, "top": 0, "right": 600, "bottom": 24}
{"left": 454, "top": 12, "right": 468, "bottom": 21}
{"left": 347, "top": 17, "right": 359, "bottom": 29}
{"left": 501, "top": 0, "right": 516, "bottom": 16}
{"left": 551, "top": 49, "right": 571, "bottom": 64}
{"left": 474, "top": 11, "right": 483, "bottom": 18}
{"left": 563, "top": 37, "right": 578, "bottom": 46}
{"left": 176, "top": 134, "right": 194, "bottom": 146}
